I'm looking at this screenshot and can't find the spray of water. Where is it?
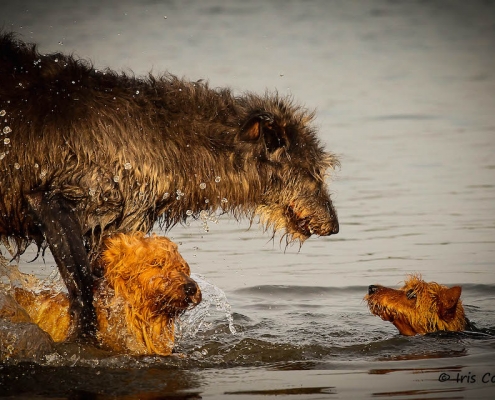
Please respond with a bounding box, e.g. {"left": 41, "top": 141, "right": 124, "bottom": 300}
{"left": 0, "top": 255, "right": 65, "bottom": 294}
{"left": 176, "top": 273, "right": 237, "bottom": 339}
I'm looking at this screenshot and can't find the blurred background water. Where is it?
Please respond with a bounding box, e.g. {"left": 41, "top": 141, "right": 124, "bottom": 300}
{"left": 1, "top": 0, "right": 495, "bottom": 398}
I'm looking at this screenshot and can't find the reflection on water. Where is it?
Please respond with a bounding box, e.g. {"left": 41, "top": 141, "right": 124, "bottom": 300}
{"left": 1, "top": 0, "right": 495, "bottom": 398}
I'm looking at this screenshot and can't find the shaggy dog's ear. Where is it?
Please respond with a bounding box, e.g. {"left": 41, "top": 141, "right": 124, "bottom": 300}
{"left": 239, "top": 112, "right": 289, "bottom": 153}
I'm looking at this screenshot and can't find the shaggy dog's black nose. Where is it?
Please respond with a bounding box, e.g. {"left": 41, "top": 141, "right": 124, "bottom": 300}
{"left": 368, "top": 285, "right": 378, "bottom": 295}
{"left": 183, "top": 282, "right": 198, "bottom": 296}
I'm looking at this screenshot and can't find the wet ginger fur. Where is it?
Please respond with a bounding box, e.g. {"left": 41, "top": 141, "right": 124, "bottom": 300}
{"left": 8, "top": 232, "right": 202, "bottom": 355}
{"left": 365, "top": 274, "right": 471, "bottom": 335}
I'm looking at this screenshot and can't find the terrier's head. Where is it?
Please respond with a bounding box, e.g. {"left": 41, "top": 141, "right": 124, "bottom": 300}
{"left": 365, "top": 274, "right": 466, "bottom": 335}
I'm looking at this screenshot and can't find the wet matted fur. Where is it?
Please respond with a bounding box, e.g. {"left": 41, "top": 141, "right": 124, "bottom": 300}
{"left": 365, "top": 274, "right": 468, "bottom": 335}
{"left": 6, "top": 233, "right": 202, "bottom": 355}
{"left": 0, "top": 33, "right": 339, "bottom": 338}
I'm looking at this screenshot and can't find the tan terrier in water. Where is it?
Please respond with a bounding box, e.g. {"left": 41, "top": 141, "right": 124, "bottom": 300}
{"left": 365, "top": 274, "right": 469, "bottom": 335}
{"left": 5, "top": 232, "right": 202, "bottom": 355}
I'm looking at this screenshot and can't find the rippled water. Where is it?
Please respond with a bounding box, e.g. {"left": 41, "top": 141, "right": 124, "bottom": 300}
{"left": 1, "top": 0, "right": 495, "bottom": 398}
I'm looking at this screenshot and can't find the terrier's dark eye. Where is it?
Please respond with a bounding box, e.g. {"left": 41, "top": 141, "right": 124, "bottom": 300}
{"left": 406, "top": 289, "right": 416, "bottom": 300}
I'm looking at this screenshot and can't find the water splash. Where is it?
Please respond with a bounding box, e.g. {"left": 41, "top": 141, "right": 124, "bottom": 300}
{"left": 176, "top": 273, "right": 237, "bottom": 340}
{"left": 0, "top": 256, "right": 66, "bottom": 294}
{"left": 198, "top": 209, "right": 219, "bottom": 233}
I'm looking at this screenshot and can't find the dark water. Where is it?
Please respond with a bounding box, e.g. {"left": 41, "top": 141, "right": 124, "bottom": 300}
{"left": 1, "top": 281, "right": 495, "bottom": 399}
{"left": 1, "top": 0, "right": 495, "bottom": 398}
{"left": 2, "top": 276, "right": 495, "bottom": 398}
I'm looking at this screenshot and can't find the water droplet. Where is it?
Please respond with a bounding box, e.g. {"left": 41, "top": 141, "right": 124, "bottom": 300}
{"left": 163, "top": 192, "right": 170, "bottom": 200}
{"left": 204, "top": 199, "right": 209, "bottom": 204}
{"left": 0, "top": 110, "right": 6, "bottom": 117}
{"left": 214, "top": 176, "right": 221, "bottom": 183}
{"left": 34, "top": 163, "right": 39, "bottom": 168}
{"left": 113, "top": 175, "right": 120, "bottom": 183}
{"left": 3, "top": 126, "right": 12, "bottom": 134}
{"left": 0, "top": 153, "right": 5, "bottom": 160}
{"left": 89, "top": 188, "right": 96, "bottom": 196}
{"left": 54, "top": 58, "right": 59, "bottom": 62}
{"left": 186, "top": 209, "right": 193, "bottom": 216}
{"left": 124, "top": 162, "right": 132, "bottom": 170}
{"left": 199, "top": 182, "right": 206, "bottom": 190}
{"left": 135, "top": 90, "right": 139, "bottom": 95}
{"left": 14, "top": 163, "right": 20, "bottom": 169}
{"left": 3, "top": 138, "right": 11, "bottom": 145}
{"left": 221, "top": 198, "right": 228, "bottom": 204}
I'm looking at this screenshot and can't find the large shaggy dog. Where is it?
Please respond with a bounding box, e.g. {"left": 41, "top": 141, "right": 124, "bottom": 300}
{"left": 1, "top": 233, "right": 201, "bottom": 355}
{"left": 0, "top": 33, "right": 339, "bottom": 339}
{"left": 365, "top": 275, "right": 471, "bottom": 335}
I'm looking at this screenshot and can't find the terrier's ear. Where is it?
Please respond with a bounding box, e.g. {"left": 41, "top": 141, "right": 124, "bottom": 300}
{"left": 239, "top": 112, "right": 275, "bottom": 142}
{"left": 438, "top": 286, "right": 462, "bottom": 321}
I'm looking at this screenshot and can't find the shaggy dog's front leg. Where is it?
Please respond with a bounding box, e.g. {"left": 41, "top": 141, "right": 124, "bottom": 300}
{"left": 25, "top": 191, "right": 96, "bottom": 340}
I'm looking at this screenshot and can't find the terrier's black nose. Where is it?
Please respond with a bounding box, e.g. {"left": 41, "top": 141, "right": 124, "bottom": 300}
{"left": 183, "top": 282, "right": 198, "bottom": 297}
{"left": 368, "top": 285, "right": 378, "bottom": 295}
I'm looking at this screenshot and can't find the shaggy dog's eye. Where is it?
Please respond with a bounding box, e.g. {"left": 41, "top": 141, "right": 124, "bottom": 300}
{"left": 406, "top": 289, "right": 416, "bottom": 300}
